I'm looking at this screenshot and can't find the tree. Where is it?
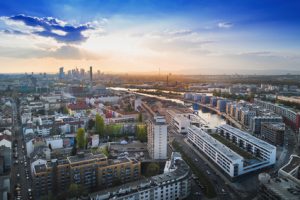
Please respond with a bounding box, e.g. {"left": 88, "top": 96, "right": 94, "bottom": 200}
{"left": 95, "top": 114, "right": 105, "bottom": 137}
{"left": 62, "top": 106, "right": 69, "bottom": 114}
{"left": 138, "top": 113, "right": 143, "bottom": 122}
{"left": 68, "top": 184, "right": 79, "bottom": 198}
{"left": 136, "top": 124, "right": 147, "bottom": 142}
{"left": 76, "top": 128, "right": 86, "bottom": 149}
{"left": 87, "top": 119, "right": 95, "bottom": 130}
{"left": 146, "top": 163, "right": 160, "bottom": 177}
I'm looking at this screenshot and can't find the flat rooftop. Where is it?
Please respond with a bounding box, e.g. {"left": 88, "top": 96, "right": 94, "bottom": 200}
{"left": 219, "top": 124, "right": 276, "bottom": 151}
{"left": 281, "top": 155, "right": 300, "bottom": 174}
{"left": 263, "top": 177, "right": 300, "bottom": 200}
{"left": 68, "top": 152, "right": 106, "bottom": 164}
{"left": 190, "top": 126, "right": 243, "bottom": 161}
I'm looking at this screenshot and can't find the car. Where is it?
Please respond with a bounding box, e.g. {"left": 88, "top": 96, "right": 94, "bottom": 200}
{"left": 195, "top": 158, "right": 198, "bottom": 162}
{"left": 16, "top": 173, "right": 20, "bottom": 178}
{"left": 26, "top": 176, "right": 30, "bottom": 180}
{"left": 14, "top": 160, "right": 19, "bottom": 164}
{"left": 221, "top": 188, "right": 226, "bottom": 193}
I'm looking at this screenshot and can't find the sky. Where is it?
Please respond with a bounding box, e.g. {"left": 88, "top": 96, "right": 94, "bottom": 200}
{"left": 0, "top": 0, "right": 300, "bottom": 75}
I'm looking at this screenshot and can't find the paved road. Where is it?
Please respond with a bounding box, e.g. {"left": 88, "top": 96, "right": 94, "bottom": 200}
{"left": 10, "top": 99, "right": 33, "bottom": 200}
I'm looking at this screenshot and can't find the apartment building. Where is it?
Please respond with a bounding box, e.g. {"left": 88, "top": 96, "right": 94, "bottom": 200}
{"left": 249, "top": 115, "right": 282, "bottom": 134}
{"left": 188, "top": 124, "right": 276, "bottom": 177}
{"left": 147, "top": 116, "right": 168, "bottom": 160}
{"left": 90, "top": 152, "right": 191, "bottom": 200}
{"left": 254, "top": 99, "right": 300, "bottom": 132}
{"left": 261, "top": 122, "right": 285, "bottom": 146}
{"left": 31, "top": 152, "right": 141, "bottom": 198}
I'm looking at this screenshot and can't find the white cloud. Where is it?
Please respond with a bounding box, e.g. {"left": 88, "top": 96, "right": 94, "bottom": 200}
{"left": 217, "top": 22, "right": 233, "bottom": 29}
{"left": 51, "top": 29, "right": 67, "bottom": 36}
{"left": 0, "top": 16, "right": 44, "bottom": 34}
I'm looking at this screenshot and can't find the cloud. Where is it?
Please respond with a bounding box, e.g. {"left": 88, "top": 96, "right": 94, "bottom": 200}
{"left": 0, "top": 14, "right": 101, "bottom": 43}
{"left": 217, "top": 22, "right": 233, "bottom": 28}
{"left": 48, "top": 45, "right": 99, "bottom": 60}
{"left": 0, "top": 44, "right": 99, "bottom": 60}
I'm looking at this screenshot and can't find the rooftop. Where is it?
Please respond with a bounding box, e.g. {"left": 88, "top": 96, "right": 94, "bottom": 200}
{"left": 281, "top": 155, "right": 300, "bottom": 175}
{"left": 189, "top": 125, "right": 243, "bottom": 161}
{"left": 67, "top": 152, "right": 106, "bottom": 164}
{"left": 219, "top": 124, "right": 276, "bottom": 151}
{"left": 262, "top": 176, "right": 300, "bottom": 200}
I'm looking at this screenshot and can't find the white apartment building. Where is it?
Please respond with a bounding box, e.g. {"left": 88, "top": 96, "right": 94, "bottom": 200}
{"left": 147, "top": 116, "right": 168, "bottom": 160}
{"left": 188, "top": 124, "right": 276, "bottom": 177}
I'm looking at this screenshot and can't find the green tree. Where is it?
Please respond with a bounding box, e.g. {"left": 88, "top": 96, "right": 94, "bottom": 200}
{"left": 138, "top": 113, "right": 143, "bottom": 122}
{"left": 136, "top": 124, "right": 147, "bottom": 142}
{"left": 68, "top": 183, "right": 82, "bottom": 198}
{"left": 76, "top": 128, "right": 86, "bottom": 149}
{"left": 95, "top": 114, "right": 105, "bottom": 137}
{"left": 146, "top": 163, "right": 160, "bottom": 177}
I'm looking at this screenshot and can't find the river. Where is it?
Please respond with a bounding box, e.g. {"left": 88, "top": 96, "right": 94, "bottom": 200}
{"left": 109, "top": 87, "right": 225, "bottom": 127}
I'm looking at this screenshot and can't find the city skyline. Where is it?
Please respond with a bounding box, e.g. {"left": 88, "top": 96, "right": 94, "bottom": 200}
{"left": 0, "top": 0, "right": 300, "bottom": 74}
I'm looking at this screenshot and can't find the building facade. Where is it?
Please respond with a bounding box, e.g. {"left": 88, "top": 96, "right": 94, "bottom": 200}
{"left": 31, "top": 152, "right": 141, "bottom": 198}
{"left": 147, "top": 116, "right": 168, "bottom": 160}
{"left": 188, "top": 124, "right": 276, "bottom": 177}
{"left": 261, "top": 122, "right": 285, "bottom": 146}
{"left": 90, "top": 152, "right": 191, "bottom": 200}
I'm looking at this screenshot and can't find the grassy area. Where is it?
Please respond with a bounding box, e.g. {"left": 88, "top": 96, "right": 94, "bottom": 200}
{"left": 172, "top": 140, "right": 217, "bottom": 198}
{"left": 211, "top": 134, "right": 254, "bottom": 159}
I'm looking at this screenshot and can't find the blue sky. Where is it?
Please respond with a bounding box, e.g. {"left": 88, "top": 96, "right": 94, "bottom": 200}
{"left": 0, "top": 0, "right": 299, "bottom": 74}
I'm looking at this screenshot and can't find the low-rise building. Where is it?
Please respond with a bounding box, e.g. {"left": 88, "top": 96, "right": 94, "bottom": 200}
{"left": 258, "top": 155, "right": 300, "bottom": 200}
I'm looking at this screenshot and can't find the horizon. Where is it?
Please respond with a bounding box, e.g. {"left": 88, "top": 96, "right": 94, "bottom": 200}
{"left": 0, "top": 1, "right": 299, "bottom": 74}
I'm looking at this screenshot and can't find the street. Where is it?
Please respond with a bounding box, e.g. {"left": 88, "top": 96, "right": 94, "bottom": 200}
{"left": 10, "top": 99, "right": 33, "bottom": 200}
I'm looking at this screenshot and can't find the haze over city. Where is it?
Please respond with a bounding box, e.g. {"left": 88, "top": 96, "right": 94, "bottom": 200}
{"left": 0, "top": 0, "right": 300, "bottom": 74}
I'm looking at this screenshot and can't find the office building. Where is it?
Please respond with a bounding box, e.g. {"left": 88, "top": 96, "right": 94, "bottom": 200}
{"left": 90, "top": 66, "right": 93, "bottom": 83}
{"left": 59, "top": 67, "right": 65, "bottom": 79}
{"left": 147, "top": 116, "right": 168, "bottom": 160}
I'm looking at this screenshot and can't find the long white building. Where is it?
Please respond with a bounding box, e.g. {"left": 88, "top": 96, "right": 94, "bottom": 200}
{"left": 188, "top": 124, "right": 276, "bottom": 177}
{"left": 147, "top": 116, "right": 168, "bottom": 160}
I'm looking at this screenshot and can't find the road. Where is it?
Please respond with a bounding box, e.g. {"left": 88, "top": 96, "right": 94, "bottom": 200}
{"left": 10, "top": 99, "right": 33, "bottom": 200}
{"left": 169, "top": 130, "right": 242, "bottom": 200}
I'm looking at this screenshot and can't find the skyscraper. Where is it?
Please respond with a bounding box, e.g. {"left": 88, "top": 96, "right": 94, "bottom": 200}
{"left": 90, "top": 66, "right": 93, "bottom": 82}
{"left": 59, "top": 67, "right": 64, "bottom": 79}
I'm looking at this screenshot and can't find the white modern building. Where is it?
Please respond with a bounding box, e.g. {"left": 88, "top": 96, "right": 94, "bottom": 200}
{"left": 147, "top": 116, "right": 168, "bottom": 160}
{"left": 188, "top": 124, "right": 276, "bottom": 177}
